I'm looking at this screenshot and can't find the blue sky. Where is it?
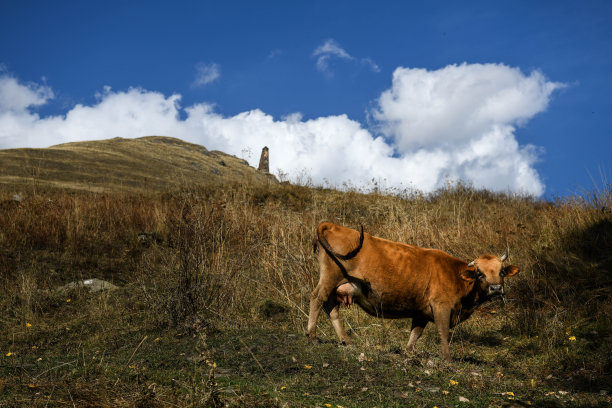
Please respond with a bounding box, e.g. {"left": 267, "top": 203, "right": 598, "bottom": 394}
{"left": 1, "top": 1, "right": 611, "bottom": 197}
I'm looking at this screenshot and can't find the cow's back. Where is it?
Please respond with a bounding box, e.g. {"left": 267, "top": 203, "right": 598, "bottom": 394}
{"left": 322, "top": 225, "right": 468, "bottom": 317}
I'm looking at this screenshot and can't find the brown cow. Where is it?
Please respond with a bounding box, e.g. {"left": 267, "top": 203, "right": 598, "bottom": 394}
{"left": 308, "top": 222, "right": 519, "bottom": 360}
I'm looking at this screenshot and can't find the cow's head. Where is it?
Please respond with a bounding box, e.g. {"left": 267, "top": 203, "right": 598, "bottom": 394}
{"left": 460, "top": 248, "right": 520, "bottom": 298}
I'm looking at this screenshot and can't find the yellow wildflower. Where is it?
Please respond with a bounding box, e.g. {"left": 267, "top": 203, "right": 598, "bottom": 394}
{"left": 280, "top": 386, "right": 287, "bottom": 390}
{"left": 449, "top": 379, "right": 459, "bottom": 386}
{"left": 324, "top": 404, "right": 332, "bottom": 408}
{"left": 6, "top": 352, "right": 13, "bottom": 357}
{"left": 66, "top": 299, "right": 71, "bottom": 303}
{"left": 26, "top": 322, "right": 32, "bottom": 327}
{"left": 304, "top": 364, "right": 312, "bottom": 369}
{"left": 569, "top": 336, "right": 576, "bottom": 342}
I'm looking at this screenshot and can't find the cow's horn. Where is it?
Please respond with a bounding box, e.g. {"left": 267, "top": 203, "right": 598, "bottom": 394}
{"left": 467, "top": 261, "right": 475, "bottom": 267}
{"left": 500, "top": 247, "right": 509, "bottom": 262}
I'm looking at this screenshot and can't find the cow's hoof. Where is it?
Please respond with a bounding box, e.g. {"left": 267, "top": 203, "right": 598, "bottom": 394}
{"left": 306, "top": 335, "right": 321, "bottom": 344}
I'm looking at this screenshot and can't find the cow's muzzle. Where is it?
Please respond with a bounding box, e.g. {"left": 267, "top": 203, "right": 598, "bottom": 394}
{"left": 487, "top": 284, "right": 504, "bottom": 297}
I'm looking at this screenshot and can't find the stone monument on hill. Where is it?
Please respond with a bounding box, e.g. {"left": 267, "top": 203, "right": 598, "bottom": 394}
{"left": 257, "top": 146, "right": 269, "bottom": 173}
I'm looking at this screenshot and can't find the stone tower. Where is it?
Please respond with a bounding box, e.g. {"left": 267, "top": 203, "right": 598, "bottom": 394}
{"left": 257, "top": 146, "right": 269, "bottom": 173}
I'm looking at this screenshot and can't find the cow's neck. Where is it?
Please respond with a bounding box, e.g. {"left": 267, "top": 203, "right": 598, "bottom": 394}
{"left": 459, "top": 282, "right": 488, "bottom": 320}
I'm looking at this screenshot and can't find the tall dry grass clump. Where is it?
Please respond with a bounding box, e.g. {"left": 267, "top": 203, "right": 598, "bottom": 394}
{"left": 509, "top": 189, "right": 612, "bottom": 373}
{"left": 137, "top": 193, "right": 246, "bottom": 328}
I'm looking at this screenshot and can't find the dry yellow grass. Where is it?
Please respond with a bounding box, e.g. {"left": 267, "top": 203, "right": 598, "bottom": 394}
{"left": 0, "top": 136, "right": 276, "bottom": 193}
{"left": 0, "top": 137, "right": 610, "bottom": 406}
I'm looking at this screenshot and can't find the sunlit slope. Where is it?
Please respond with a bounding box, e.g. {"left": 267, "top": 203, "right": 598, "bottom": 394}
{"left": 0, "top": 136, "right": 275, "bottom": 192}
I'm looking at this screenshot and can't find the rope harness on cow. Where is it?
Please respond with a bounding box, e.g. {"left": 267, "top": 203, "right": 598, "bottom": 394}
{"left": 317, "top": 224, "right": 364, "bottom": 261}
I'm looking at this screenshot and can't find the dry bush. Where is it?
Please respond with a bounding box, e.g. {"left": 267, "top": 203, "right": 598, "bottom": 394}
{"left": 137, "top": 195, "right": 246, "bottom": 328}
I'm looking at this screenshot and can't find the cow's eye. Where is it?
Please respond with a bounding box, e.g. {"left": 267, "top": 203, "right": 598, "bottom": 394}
{"left": 477, "top": 271, "right": 486, "bottom": 280}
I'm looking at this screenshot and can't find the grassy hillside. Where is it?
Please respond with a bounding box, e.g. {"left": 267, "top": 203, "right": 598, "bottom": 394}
{"left": 0, "top": 136, "right": 276, "bottom": 193}
{"left": 0, "top": 158, "right": 611, "bottom": 406}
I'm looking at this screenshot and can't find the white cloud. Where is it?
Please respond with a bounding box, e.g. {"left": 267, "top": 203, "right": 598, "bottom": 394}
{"left": 0, "top": 82, "right": 181, "bottom": 149}
{"left": 192, "top": 62, "right": 220, "bottom": 87}
{"left": 0, "top": 63, "right": 563, "bottom": 196}
{"left": 313, "top": 39, "right": 352, "bottom": 59}
{"left": 0, "top": 75, "right": 53, "bottom": 112}
{"left": 361, "top": 57, "right": 381, "bottom": 73}
{"left": 373, "top": 64, "right": 563, "bottom": 152}
{"left": 313, "top": 39, "right": 379, "bottom": 76}
{"left": 371, "top": 63, "right": 564, "bottom": 195}
{"left": 313, "top": 39, "right": 353, "bottom": 75}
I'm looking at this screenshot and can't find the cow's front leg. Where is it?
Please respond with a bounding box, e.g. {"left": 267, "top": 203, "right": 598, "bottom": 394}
{"left": 406, "top": 316, "right": 428, "bottom": 353}
{"left": 433, "top": 304, "right": 452, "bottom": 361}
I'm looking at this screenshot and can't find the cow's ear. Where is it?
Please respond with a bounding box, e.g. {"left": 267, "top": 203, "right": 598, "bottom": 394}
{"left": 460, "top": 269, "right": 477, "bottom": 282}
{"left": 502, "top": 265, "right": 519, "bottom": 277}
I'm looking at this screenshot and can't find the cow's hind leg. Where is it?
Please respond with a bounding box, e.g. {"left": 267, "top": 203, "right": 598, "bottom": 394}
{"left": 325, "top": 299, "right": 351, "bottom": 344}
{"left": 406, "top": 316, "right": 428, "bottom": 353}
{"left": 307, "top": 284, "right": 350, "bottom": 344}
{"left": 307, "top": 283, "right": 334, "bottom": 340}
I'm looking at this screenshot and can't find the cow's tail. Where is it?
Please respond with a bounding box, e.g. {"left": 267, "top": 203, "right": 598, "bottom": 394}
{"left": 315, "top": 223, "right": 365, "bottom": 265}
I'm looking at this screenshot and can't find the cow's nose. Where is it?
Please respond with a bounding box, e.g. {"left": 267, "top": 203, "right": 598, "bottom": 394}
{"left": 487, "top": 284, "right": 504, "bottom": 296}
